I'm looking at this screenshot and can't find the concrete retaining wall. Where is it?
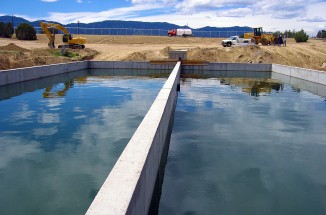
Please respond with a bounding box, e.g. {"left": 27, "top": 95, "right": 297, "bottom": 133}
{"left": 0, "top": 61, "right": 176, "bottom": 86}
{"left": 272, "top": 64, "right": 326, "bottom": 85}
{"left": 0, "top": 61, "right": 88, "bottom": 86}
{"left": 182, "top": 62, "right": 272, "bottom": 72}
{"left": 271, "top": 72, "right": 326, "bottom": 97}
{"left": 0, "top": 70, "right": 88, "bottom": 100}
{"left": 86, "top": 62, "right": 181, "bottom": 215}
{"left": 3, "top": 61, "right": 325, "bottom": 86}
{"left": 88, "top": 61, "right": 175, "bottom": 70}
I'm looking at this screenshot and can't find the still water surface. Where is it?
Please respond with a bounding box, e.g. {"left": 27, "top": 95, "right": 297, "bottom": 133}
{"left": 159, "top": 77, "right": 326, "bottom": 215}
{"left": 0, "top": 73, "right": 165, "bottom": 215}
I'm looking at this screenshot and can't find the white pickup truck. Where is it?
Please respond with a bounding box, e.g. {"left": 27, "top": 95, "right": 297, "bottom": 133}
{"left": 221, "top": 36, "right": 252, "bottom": 47}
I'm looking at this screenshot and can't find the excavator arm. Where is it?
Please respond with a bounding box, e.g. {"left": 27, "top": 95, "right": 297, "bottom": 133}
{"left": 39, "top": 21, "right": 86, "bottom": 49}
{"left": 40, "top": 21, "right": 58, "bottom": 48}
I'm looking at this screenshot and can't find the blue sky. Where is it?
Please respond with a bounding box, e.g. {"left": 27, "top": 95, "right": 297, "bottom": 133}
{"left": 1, "top": 0, "right": 326, "bottom": 34}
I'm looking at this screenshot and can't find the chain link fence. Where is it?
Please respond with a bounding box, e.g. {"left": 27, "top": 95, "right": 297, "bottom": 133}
{"left": 33, "top": 27, "right": 250, "bottom": 38}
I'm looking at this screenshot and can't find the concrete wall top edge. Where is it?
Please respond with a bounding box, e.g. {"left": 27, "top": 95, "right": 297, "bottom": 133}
{"left": 0, "top": 61, "right": 87, "bottom": 73}
{"left": 272, "top": 63, "right": 325, "bottom": 73}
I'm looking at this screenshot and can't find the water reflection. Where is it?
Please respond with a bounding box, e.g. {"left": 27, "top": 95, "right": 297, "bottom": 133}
{"left": 158, "top": 77, "right": 326, "bottom": 215}
{"left": 43, "top": 80, "right": 74, "bottom": 98}
{"left": 181, "top": 77, "right": 284, "bottom": 97}
{"left": 219, "top": 78, "right": 284, "bottom": 97}
{"left": 0, "top": 73, "right": 166, "bottom": 215}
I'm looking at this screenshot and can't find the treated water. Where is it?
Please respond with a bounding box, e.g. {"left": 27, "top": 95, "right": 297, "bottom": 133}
{"left": 0, "top": 70, "right": 166, "bottom": 215}
{"left": 158, "top": 77, "right": 326, "bottom": 215}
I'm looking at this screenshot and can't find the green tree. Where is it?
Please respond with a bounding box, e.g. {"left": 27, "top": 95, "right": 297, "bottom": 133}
{"left": 4, "top": 22, "right": 14, "bottom": 38}
{"left": 0, "top": 22, "right": 4, "bottom": 37}
{"left": 15, "top": 23, "right": 37, "bottom": 40}
{"left": 294, "top": 29, "right": 309, "bottom": 42}
{"left": 0, "top": 22, "right": 14, "bottom": 38}
{"left": 273, "top": 31, "right": 282, "bottom": 38}
{"left": 284, "top": 29, "right": 295, "bottom": 38}
{"left": 317, "top": 30, "right": 326, "bottom": 38}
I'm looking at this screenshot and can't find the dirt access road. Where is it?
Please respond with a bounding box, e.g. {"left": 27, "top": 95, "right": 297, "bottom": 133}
{"left": 1, "top": 34, "right": 326, "bottom": 71}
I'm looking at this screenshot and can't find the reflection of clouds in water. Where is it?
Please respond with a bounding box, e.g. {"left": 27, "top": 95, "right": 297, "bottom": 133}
{"left": 11, "top": 103, "right": 35, "bottom": 122}
{"left": 180, "top": 79, "right": 322, "bottom": 140}
{"left": 74, "top": 115, "right": 87, "bottom": 119}
{"left": 0, "top": 136, "right": 39, "bottom": 169}
{"left": 73, "top": 107, "right": 84, "bottom": 113}
{"left": 37, "top": 113, "right": 60, "bottom": 124}
{"left": 180, "top": 79, "right": 241, "bottom": 111}
{"left": 87, "top": 76, "right": 161, "bottom": 88}
{"left": 160, "top": 79, "right": 326, "bottom": 215}
{"left": 33, "top": 127, "right": 58, "bottom": 136}
{"left": 14, "top": 81, "right": 160, "bottom": 212}
{"left": 0, "top": 76, "right": 165, "bottom": 214}
{"left": 43, "top": 98, "right": 65, "bottom": 109}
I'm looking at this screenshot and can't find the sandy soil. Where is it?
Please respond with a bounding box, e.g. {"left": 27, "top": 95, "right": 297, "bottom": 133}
{"left": 1, "top": 34, "right": 326, "bottom": 71}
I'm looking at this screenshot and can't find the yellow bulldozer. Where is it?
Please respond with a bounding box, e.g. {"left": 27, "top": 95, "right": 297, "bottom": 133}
{"left": 40, "top": 21, "right": 86, "bottom": 49}
{"left": 244, "top": 27, "right": 276, "bottom": 45}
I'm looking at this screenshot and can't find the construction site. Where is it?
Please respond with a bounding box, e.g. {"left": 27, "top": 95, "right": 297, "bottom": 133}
{"left": 1, "top": 20, "right": 326, "bottom": 215}
{"left": 1, "top": 33, "right": 326, "bottom": 71}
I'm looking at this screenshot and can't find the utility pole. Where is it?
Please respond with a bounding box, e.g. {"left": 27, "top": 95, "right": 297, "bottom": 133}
{"left": 78, "top": 20, "right": 79, "bottom": 35}
{"left": 12, "top": 14, "right": 14, "bottom": 34}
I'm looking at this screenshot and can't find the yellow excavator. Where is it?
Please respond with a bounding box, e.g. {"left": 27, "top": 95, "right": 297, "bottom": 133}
{"left": 40, "top": 21, "right": 86, "bottom": 49}
{"left": 244, "top": 27, "right": 275, "bottom": 45}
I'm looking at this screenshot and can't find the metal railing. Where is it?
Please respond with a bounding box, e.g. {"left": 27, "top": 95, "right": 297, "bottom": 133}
{"left": 33, "top": 27, "right": 251, "bottom": 38}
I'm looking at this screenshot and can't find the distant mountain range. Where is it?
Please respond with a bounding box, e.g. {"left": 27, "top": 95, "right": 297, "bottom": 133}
{"left": 0, "top": 15, "right": 252, "bottom": 37}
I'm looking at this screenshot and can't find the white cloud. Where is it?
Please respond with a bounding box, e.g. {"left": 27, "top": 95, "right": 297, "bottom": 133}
{"left": 299, "top": 17, "right": 326, "bottom": 22}
{"left": 76, "top": 0, "right": 83, "bottom": 3}
{"left": 41, "top": 0, "right": 58, "bottom": 2}
{"left": 253, "top": 0, "right": 308, "bottom": 19}
{"left": 175, "top": 0, "right": 255, "bottom": 13}
{"left": 31, "top": 0, "right": 325, "bottom": 35}
{"left": 216, "top": 7, "right": 252, "bottom": 18}
{"left": 46, "top": 3, "right": 161, "bottom": 23}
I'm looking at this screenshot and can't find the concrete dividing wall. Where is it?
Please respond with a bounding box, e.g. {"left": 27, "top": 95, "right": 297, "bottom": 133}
{"left": 0, "top": 61, "right": 88, "bottom": 86}
{"left": 86, "top": 62, "right": 181, "bottom": 215}
{"left": 272, "top": 64, "right": 326, "bottom": 85}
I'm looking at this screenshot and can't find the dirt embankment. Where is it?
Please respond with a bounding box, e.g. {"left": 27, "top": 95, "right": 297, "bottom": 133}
{"left": 1, "top": 35, "right": 326, "bottom": 71}
{"left": 120, "top": 38, "right": 326, "bottom": 71}
{"left": 0, "top": 42, "right": 98, "bottom": 70}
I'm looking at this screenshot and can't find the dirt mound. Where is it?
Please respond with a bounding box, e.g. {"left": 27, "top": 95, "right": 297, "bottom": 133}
{"left": 123, "top": 50, "right": 164, "bottom": 61}
{"left": 0, "top": 43, "right": 29, "bottom": 52}
{"left": 123, "top": 52, "right": 147, "bottom": 61}
{"left": 0, "top": 54, "right": 11, "bottom": 70}
{"left": 187, "top": 45, "right": 261, "bottom": 63}
{"left": 160, "top": 46, "right": 171, "bottom": 56}
{"left": 0, "top": 43, "right": 98, "bottom": 70}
